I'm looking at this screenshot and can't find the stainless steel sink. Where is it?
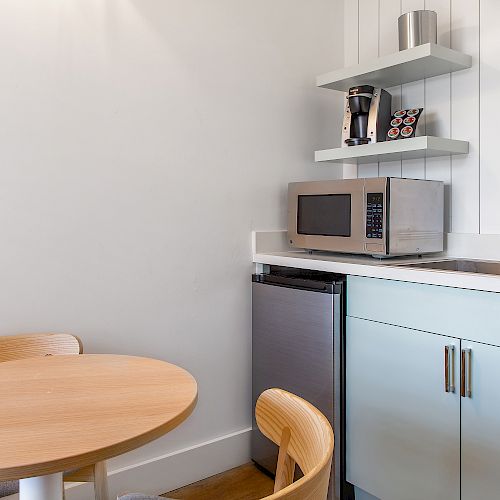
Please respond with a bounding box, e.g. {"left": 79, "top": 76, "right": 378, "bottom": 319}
{"left": 396, "top": 259, "right": 500, "bottom": 276}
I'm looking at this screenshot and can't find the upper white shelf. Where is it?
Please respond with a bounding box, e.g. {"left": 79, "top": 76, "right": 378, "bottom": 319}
{"left": 317, "top": 43, "right": 472, "bottom": 92}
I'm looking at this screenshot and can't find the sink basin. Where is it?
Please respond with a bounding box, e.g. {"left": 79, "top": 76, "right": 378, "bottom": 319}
{"left": 396, "top": 259, "right": 500, "bottom": 276}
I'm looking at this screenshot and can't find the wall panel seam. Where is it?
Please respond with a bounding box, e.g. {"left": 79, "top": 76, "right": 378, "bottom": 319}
{"left": 478, "top": 0, "right": 481, "bottom": 234}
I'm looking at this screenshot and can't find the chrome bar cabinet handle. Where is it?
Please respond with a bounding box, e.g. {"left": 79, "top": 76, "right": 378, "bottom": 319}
{"left": 461, "top": 348, "right": 472, "bottom": 398}
{"left": 444, "top": 345, "right": 455, "bottom": 393}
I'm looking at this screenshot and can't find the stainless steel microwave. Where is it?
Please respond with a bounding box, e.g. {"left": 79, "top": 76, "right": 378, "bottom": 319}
{"left": 288, "top": 177, "right": 444, "bottom": 256}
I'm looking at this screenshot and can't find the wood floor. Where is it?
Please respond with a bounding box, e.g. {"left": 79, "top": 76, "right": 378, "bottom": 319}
{"left": 164, "top": 463, "right": 274, "bottom": 500}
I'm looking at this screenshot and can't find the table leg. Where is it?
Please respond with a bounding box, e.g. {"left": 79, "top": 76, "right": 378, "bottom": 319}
{"left": 20, "top": 472, "right": 64, "bottom": 500}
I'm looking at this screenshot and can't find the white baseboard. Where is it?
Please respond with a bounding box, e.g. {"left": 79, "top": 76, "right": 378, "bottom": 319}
{"left": 5, "top": 428, "right": 252, "bottom": 500}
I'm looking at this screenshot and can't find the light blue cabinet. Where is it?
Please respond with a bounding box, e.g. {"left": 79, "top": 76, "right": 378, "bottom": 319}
{"left": 347, "top": 275, "right": 500, "bottom": 347}
{"left": 346, "top": 316, "right": 460, "bottom": 500}
{"left": 461, "top": 341, "right": 500, "bottom": 500}
{"left": 346, "top": 276, "right": 500, "bottom": 500}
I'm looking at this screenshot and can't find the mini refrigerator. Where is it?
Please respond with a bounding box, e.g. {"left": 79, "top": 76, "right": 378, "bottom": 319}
{"left": 252, "top": 266, "right": 353, "bottom": 500}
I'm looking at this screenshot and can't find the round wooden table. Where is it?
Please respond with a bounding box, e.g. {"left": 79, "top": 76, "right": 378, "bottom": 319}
{"left": 0, "top": 354, "right": 197, "bottom": 500}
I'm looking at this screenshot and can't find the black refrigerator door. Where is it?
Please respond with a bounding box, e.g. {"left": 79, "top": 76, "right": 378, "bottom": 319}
{"left": 252, "top": 279, "right": 342, "bottom": 499}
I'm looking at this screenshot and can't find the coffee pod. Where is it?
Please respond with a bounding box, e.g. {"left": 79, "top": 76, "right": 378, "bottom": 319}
{"left": 407, "top": 108, "right": 421, "bottom": 117}
{"left": 394, "top": 110, "right": 406, "bottom": 118}
{"left": 403, "top": 116, "right": 416, "bottom": 125}
{"left": 387, "top": 127, "right": 400, "bottom": 140}
{"left": 391, "top": 117, "right": 403, "bottom": 127}
{"left": 401, "top": 126, "right": 414, "bottom": 138}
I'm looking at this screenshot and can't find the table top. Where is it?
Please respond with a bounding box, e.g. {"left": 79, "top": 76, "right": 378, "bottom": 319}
{"left": 0, "top": 354, "right": 198, "bottom": 480}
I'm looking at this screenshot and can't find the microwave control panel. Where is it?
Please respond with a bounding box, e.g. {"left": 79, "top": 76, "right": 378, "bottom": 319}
{"left": 366, "top": 192, "right": 384, "bottom": 239}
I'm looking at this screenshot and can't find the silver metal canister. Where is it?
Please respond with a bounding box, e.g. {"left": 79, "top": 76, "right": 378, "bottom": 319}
{"left": 398, "top": 10, "right": 437, "bottom": 51}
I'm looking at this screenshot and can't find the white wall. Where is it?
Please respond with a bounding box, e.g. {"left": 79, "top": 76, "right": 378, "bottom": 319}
{"left": 337, "top": 0, "right": 500, "bottom": 247}
{"left": 0, "top": 0, "right": 344, "bottom": 490}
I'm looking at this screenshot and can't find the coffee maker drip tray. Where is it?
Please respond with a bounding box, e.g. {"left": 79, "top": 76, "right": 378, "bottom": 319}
{"left": 345, "top": 137, "right": 371, "bottom": 146}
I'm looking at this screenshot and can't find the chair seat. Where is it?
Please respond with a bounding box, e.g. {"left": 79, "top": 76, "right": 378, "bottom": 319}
{"left": 118, "top": 495, "right": 173, "bottom": 500}
{"left": 2, "top": 484, "right": 175, "bottom": 500}
{"left": 0, "top": 480, "right": 18, "bottom": 497}
{"left": 0, "top": 468, "right": 101, "bottom": 498}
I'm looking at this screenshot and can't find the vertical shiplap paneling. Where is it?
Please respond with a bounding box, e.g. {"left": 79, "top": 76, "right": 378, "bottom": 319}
{"left": 358, "top": 0, "right": 379, "bottom": 63}
{"left": 343, "top": 0, "right": 483, "bottom": 237}
{"left": 479, "top": 0, "right": 500, "bottom": 234}
{"left": 424, "top": 0, "right": 451, "bottom": 231}
{"left": 450, "top": 0, "right": 480, "bottom": 233}
{"left": 378, "top": 0, "right": 403, "bottom": 178}
{"left": 343, "top": 0, "right": 359, "bottom": 179}
{"left": 401, "top": 0, "right": 426, "bottom": 179}
{"left": 357, "top": 0, "right": 380, "bottom": 178}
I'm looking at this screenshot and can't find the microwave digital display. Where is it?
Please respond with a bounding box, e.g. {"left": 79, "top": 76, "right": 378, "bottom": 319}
{"left": 297, "top": 194, "right": 351, "bottom": 237}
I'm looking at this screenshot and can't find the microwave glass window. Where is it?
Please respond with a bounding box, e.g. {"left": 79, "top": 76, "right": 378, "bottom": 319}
{"left": 297, "top": 194, "right": 351, "bottom": 237}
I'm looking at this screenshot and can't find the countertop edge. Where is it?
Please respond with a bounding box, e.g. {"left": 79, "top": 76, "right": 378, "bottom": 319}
{"left": 253, "top": 251, "right": 500, "bottom": 294}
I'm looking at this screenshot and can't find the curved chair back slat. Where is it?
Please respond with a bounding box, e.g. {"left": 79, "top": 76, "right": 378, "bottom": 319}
{"left": 0, "top": 333, "right": 82, "bottom": 363}
{"left": 117, "top": 389, "right": 334, "bottom": 500}
{"left": 256, "top": 388, "right": 334, "bottom": 500}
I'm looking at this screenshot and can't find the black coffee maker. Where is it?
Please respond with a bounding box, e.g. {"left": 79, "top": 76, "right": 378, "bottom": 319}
{"left": 342, "top": 85, "right": 392, "bottom": 147}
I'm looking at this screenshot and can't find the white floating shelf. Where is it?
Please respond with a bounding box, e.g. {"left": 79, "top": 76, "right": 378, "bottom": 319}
{"left": 317, "top": 43, "right": 472, "bottom": 92}
{"left": 315, "top": 136, "right": 469, "bottom": 165}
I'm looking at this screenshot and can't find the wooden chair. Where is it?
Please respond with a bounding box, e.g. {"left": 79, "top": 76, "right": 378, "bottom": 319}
{"left": 118, "top": 388, "right": 334, "bottom": 500}
{"left": 0, "top": 333, "right": 110, "bottom": 500}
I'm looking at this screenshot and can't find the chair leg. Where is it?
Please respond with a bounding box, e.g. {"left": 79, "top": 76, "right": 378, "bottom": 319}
{"left": 93, "top": 461, "right": 109, "bottom": 500}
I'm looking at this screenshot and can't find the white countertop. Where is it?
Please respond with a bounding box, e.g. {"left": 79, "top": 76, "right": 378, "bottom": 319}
{"left": 252, "top": 231, "right": 500, "bottom": 294}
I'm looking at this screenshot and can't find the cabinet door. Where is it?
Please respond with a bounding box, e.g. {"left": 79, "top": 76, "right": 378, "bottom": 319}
{"left": 346, "top": 317, "right": 460, "bottom": 500}
{"left": 461, "top": 341, "right": 500, "bottom": 499}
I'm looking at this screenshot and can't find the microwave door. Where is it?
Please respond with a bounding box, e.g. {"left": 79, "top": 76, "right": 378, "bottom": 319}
{"left": 287, "top": 179, "right": 366, "bottom": 254}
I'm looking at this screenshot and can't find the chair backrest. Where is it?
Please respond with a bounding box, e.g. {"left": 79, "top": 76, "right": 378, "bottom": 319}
{"left": 0, "top": 333, "right": 82, "bottom": 363}
{"left": 255, "top": 388, "right": 334, "bottom": 500}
